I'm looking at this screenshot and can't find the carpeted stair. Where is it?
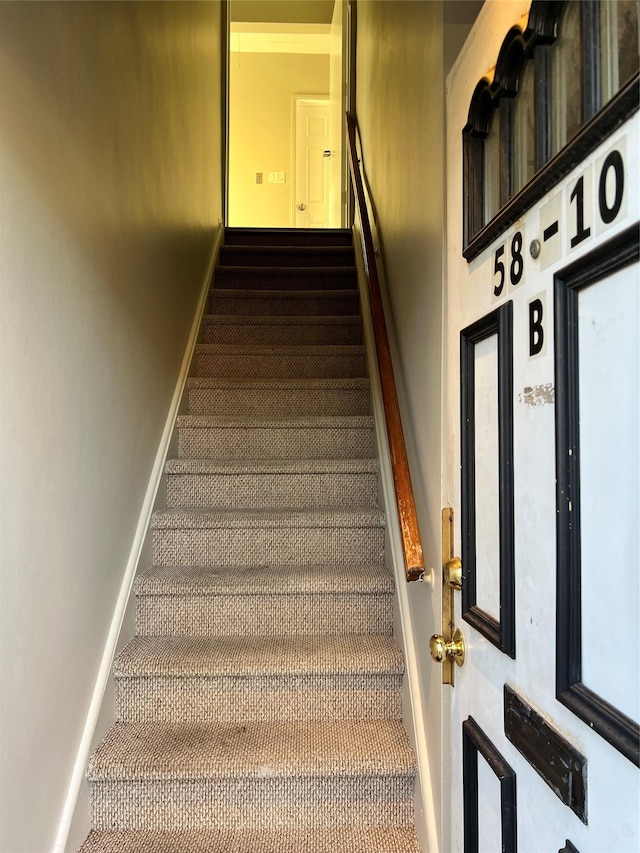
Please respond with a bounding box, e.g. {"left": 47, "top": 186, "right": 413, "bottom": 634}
{"left": 80, "top": 228, "right": 420, "bottom": 852}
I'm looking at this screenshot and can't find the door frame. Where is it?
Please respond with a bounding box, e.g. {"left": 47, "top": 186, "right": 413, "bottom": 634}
{"left": 222, "top": 0, "right": 355, "bottom": 229}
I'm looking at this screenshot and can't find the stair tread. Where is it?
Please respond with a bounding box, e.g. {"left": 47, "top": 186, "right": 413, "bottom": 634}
{"left": 151, "top": 507, "right": 385, "bottom": 529}
{"left": 223, "top": 228, "right": 353, "bottom": 248}
{"left": 202, "top": 313, "right": 361, "bottom": 326}
{"left": 88, "top": 719, "right": 416, "bottom": 780}
{"left": 217, "top": 264, "right": 356, "bottom": 273}
{"left": 186, "top": 376, "right": 370, "bottom": 389}
{"left": 210, "top": 288, "right": 357, "bottom": 299}
{"left": 177, "top": 414, "right": 373, "bottom": 428}
{"left": 165, "top": 457, "right": 378, "bottom": 475}
{"left": 221, "top": 245, "right": 354, "bottom": 256}
{"left": 135, "top": 563, "right": 394, "bottom": 596}
{"left": 194, "top": 343, "right": 364, "bottom": 356}
{"left": 114, "top": 634, "right": 403, "bottom": 677}
{"left": 79, "top": 826, "right": 421, "bottom": 852}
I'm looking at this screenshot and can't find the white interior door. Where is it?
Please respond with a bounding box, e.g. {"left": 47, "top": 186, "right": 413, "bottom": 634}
{"left": 443, "top": 7, "right": 639, "bottom": 852}
{"left": 295, "top": 98, "right": 330, "bottom": 228}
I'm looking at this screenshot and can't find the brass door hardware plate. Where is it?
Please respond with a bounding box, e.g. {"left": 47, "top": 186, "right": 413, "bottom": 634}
{"left": 434, "top": 508, "right": 465, "bottom": 684}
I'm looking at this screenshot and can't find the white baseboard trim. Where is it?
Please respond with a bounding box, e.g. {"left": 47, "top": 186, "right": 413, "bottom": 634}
{"left": 352, "top": 224, "right": 439, "bottom": 853}
{"left": 52, "top": 224, "right": 223, "bottom": 853}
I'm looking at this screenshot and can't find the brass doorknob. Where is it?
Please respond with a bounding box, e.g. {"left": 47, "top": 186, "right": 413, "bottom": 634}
{"left": 298, "top": 203, "right": 306, "bottom": 211}
{"left": 444, "top": 556, "right": 462, "bottom": 590}
{"left": 429, "top": 627, "right": 465, "bottom": 666}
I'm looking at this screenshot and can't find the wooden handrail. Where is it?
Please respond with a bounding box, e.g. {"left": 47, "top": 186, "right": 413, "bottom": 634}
{"left": 346, "top": 112, "right": 425, "bottom": 582}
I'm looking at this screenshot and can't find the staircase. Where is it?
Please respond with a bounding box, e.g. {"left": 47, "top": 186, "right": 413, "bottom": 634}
{"left": 80, "top": 228, "right": 421, "bottom": 852}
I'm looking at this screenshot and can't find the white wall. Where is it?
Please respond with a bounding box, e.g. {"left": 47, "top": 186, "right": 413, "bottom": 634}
{"left": 355, "top": 2, "right": 445, "bottom": 849}
{"left": 228, "top": 50, "right": 330, "bottom": 226}
{"left": 0, "top": 3, "right": 222, "bottom": 851}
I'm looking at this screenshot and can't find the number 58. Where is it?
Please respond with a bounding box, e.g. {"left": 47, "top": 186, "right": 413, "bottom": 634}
{"left": 494, "top": 231, "right": 524, "bottom": 297}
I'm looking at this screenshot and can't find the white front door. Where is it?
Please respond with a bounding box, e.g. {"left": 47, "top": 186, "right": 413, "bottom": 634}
{"left": 443, "top": 4, "right": 639, "bottom": 851}
{"left": 295, "top": 98, "right": 330, "bottom": 228}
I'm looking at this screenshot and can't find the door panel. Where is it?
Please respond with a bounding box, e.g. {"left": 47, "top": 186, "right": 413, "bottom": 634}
{"left": 295, "top": 99, "right": 330, "bottom": 228}
{"left": 444, "top": 5, "right": 639, "bottom": 848}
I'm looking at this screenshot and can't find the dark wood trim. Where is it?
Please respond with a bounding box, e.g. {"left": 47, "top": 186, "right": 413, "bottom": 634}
{"left": 554, "top": 223, "right": 640, "bottom": 768}
{"left": 463, "top": 717, "right": 517, "bottom": 853}
{"left": 464, "top": 72, "right": 639, "bottom": 260}
{"left": 535, "top": 45, "right": 553, "bottom": 169}
{"left": 462, "top": 0, "right": 640, "bottom": 258}
{"left": 463, "top": 132, "right": 485, "bottom": 246}
{"left": 460, "top": 303, "right": 515, "bottom": 657}
{"left": 501, "top": 99, "right": 515, "bottom": 206}
{"left": 462, "top": 1, "right": 567, "bottom": 248}
{"left": 346, "top": 112, "right": 425, "bottom": 582}
{"left": 581, "top": 0, "right": 601, "bottom": 122}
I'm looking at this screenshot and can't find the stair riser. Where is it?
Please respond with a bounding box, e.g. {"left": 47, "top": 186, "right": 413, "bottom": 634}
{"left": 194, "top": 351, "right": 366, "bottom": 381}
{"left": 186, "top": 386, "right": 371, "bottom": 417}
{"left": 165, "top": 472, "right": 378, "bottom": 509}
{"left": 152, "top": 526, "right": 385, "bottom": 567}
{"left": 219, "top": 248, "right": 354, "bottom": 267}
{"left": 202, "top": 321, "right": 362, "bottom": 346}
{"left": 115, "top": 674, "right": 402, "bottom": 723}
{"left": 224, "top": 229, "right": 352, "bottom": 247}
{"left": 216, "top": 268, "right": 357, "bottom": 291}
{"left": 137, "top": 593, "right": 393, "bottom": 637}
{"left": 178, "top": 426, "right": 375, "bottom": 459}
{"left": 209, "top": 292, "right": 359, "bottom": 317}
{"left": 90, "top": 776, "right": 414, "bottom": 831}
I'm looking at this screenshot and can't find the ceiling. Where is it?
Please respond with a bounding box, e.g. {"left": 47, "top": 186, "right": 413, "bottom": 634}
{"left": 230, "top": 1, "right": 336, "bottom": 25}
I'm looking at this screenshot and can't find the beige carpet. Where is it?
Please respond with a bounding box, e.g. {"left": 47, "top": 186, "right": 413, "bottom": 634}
{"left": 80, "top": 228, "right": 421, "bottom": 852}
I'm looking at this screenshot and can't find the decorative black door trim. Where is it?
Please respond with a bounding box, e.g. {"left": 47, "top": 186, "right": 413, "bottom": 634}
{"left": 463, "top": 716, "right": 517, "bottom": 853}
{"left": 460, "top": 302, "right": 515, "bottom": 657}
{"left": 554, "top": 222, "right": 640, "bottom": 768}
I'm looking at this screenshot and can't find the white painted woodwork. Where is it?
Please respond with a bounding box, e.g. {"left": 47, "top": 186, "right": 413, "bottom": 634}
{"left": 295, "top": 98, "right": 331, "bottom": 228}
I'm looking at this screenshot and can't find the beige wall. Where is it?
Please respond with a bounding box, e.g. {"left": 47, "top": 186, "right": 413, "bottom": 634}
{"left": 0, "top": 3, "right": 222, "bottom": 851}
{"left": 355, "top": 1, "right": 445, "bottom": 848}
{"left": 228, "top": 51, "right": 330, "bottom": 226}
